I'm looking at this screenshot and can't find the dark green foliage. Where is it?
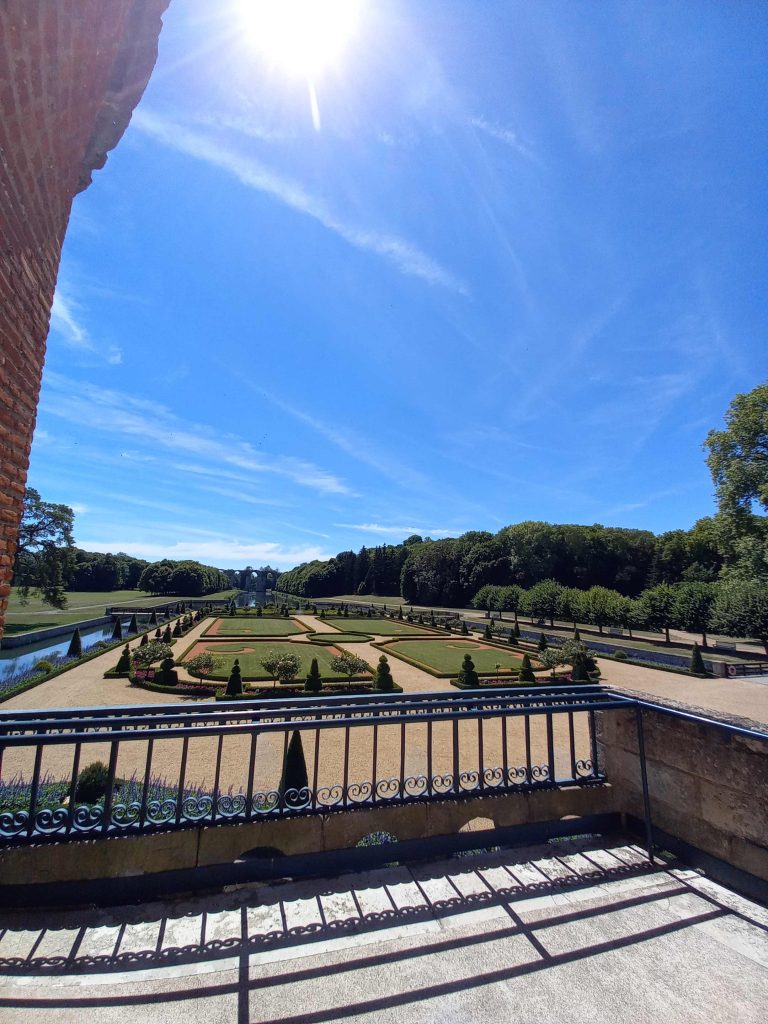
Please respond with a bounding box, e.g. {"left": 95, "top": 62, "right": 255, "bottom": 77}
{"left": 172, "top": 619, "right": 182, "bottom": 637}
{"left": 460, "top": 620, "right": 469, "bottom": 635}
{"left": 519, "top": 654, "right": 536, "bottom": 683}
{"left": 304, "top": 657, "right": 323, "bottom": 693}
{"left": 67, "top": 627, "right": 82, "bottom": 658}
{"left": 128, "top": 613, "right": 138, "bottom": 634}
{"left": 149, "top": 610, "right": 159, "bottom": 626}
{"left": 398, "top": 606, "right": 403, "bottom": 620}
{"left": 256, "top": 605, "right": 262, "bottom": 617}
{"left": 573, "top": 629, "right": 581, "bottom": 641}
{"left": 571, "top": 650, "right": 590, "bottom": 682}
{"left": 75, "top": 761, "right": 110, "bottom": 804}
{"left": 279, "top": 731, "right": 309, "bottom": 806}
{"left": 457, "top": 653, "right": 479, "bottom": 688}
{"left": 613, "top": 650, "right": 627, "bottom": 660}
{"left": 344, "top": 607, "right": 349, "bottom": 617}
{"left": 33, "top": 659, "right": 53, "bottom": 674}
{"left": 507, "top": 630, "right": 516, "bottom": 646}
{"left": 116, "top": 645, "right": 131, "bottom": 673}
{"left": 319, "top": 609, "right": 326, "bottom": 619}
{"left": 538, "top": 633, "right": 548, "bottom": 652}
{"left": 154, "top": 627, "right": 162, "bottom": 639}
{"left": 226, "top": 659, "right": 243, "bottom": 696}
{"left": 139, "top": 631, "right": 148, "bottom": 647}
{"left": 111, "top": 618, "right": 123, "bottom": 641}
{"left": 373, "top": 654, "right": 396, "bottom": 691}
{"left": 162, "top": 624, "right": 172, "bottom": 643}
{"left": 160, "top": 656, "right": 176, "bottom": 685}
{"left": 513, "top": 621, "right": 520, "bottom": 638}
{"left": 689, "top": 642, "right": 707, "bottom": 675}
{"left": 484, "top": 623, "right": 492, "bottom": 640}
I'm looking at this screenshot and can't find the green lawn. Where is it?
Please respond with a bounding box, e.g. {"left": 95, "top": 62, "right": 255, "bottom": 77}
{"left": 183, "top": 640, "right": 371, "bottom": 682}
{"left": 384, "top": 638, "right": 526, "bottom": 677}
{"left": 4, "top": 588, "right": 239, "bottom": 634}
{"left": 309, "top": 632, "right": 373, "bottom": 644}
{"left": 204, "top": 616, "right": 307, "bottom": 637}
{"left": 336, "top": 617, "right": 438, "bottom": 636}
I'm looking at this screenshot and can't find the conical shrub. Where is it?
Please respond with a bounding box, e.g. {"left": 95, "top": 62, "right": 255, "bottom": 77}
{"left": 519, "top": 653, "right": 536, "bottom": 683}
{"left": 226, "top": 658, "right": 243, "bottom": 696}
{"left": 304, "top": 657, "right": 322, "bottom": 694}
{"left": 280, "top": 730, "right": 308, "bottom": 807}
{"left": 128, "top": 613, "right": 138, "bottom": 634}
{"left": 139, "top": 631, "right": 148, "bottom": 647}
{"left": 690, "top": 642, "right": 707, "bottom": 675}
{"left": 67, "top": 627, "right": 82, "bottom": 658}
{"left": 457, "top": 653, "right": 479, "bottom": 688}
{"left": 373, "top": 654, "right": 395, "bottom": 691}
{"left": 111, "top": 618, "right": 123, "bottom": 641}
{"left": 115, "top": 645, "right": 131, "bottom": 674}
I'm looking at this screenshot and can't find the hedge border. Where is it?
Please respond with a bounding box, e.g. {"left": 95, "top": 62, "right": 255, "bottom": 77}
{"left": 214, "top": 683, "right": 403, "bottom": 701}
{"left": 130, "top": 679, "right": 216, "bottom": 698}
{"left": 308, "top": 632, "right": 374, "bottom": 645}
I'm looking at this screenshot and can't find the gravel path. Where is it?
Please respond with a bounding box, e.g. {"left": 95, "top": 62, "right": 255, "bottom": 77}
{"left": 3, "top": 616, "right": 765, "bottom": 800}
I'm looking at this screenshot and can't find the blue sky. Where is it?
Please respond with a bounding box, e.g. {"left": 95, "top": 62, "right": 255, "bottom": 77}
{"left": 30, "top": 0, "right": 767, "bottom": 569}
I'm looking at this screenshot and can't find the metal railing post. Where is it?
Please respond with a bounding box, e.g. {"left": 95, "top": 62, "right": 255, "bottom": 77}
{"left": 634, "top": 706, "right": 655, "bottom": 864}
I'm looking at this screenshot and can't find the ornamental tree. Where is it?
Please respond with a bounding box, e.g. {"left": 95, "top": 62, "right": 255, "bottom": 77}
{"left": 132, "top": 641, "right": 173, "bottom": 669}
{"left": 373, "top": 654, "right": 396, "bottom": 691}
{"left": 304, "top": 657, "right": 322, "bottom": 693}
{"left": 673, "top": 582, "right": 716, "bottom": 647}
{"left": 185, "top": 652, "right": 216, "bottom": 684}
{"left": 330, "top": 651, "right": 369, "bottom": 691}
{"left": 456, "top": 653, "right": 479, "bottom": 688}
{"left": 639, "top": 584, "right": 677, "bottom": 643}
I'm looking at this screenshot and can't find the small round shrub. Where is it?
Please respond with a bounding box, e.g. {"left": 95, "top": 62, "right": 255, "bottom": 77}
{"left": 33, "top": 659, "right": 54, "bottom": 674}
{"left": 613, "top": 650, "right": 627, "bottom": 661}
{"left": 75, "top": 761, "right": 110, "bottom": 803}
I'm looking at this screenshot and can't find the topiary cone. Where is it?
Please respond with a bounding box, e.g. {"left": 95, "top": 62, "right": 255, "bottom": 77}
{"left": 67, "top": 627, "right": 82, "bottom": 658}
{"left": 226, "top": 658, "right": 243, "bottom": 696}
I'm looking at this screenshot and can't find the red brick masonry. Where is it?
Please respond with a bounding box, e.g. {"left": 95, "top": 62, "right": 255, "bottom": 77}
{"left": 0, "top": 1, "right": 169, "bottom": 636}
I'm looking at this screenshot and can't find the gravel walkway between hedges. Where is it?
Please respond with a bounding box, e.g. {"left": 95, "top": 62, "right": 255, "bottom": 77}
{"left": 3, "top": 616, "right": 766, "bottom": 799}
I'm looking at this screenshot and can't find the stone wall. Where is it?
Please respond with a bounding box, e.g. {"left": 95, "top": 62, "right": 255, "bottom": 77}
{"left": 0, "top": 0, "right": 169, "bottom": 637}
{"left": 598, "top": 707, "right": 768, "bottom": 881}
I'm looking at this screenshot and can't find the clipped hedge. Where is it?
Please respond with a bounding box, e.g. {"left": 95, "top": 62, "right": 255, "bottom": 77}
{"left": 130, "top": 678, "right": 215, "bottom": 698}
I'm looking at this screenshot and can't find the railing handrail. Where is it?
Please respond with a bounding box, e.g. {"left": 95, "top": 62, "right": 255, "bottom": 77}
{"left": 602, "top": 689, "right": 768, "bottom": 744}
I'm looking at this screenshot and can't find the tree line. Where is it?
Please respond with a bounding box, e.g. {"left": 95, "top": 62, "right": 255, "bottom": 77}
{"left": 471, "top": 579, "right": 768, "bottom": 652}
{"left": 277, "top": 519, "right": 723, "bottom": 606}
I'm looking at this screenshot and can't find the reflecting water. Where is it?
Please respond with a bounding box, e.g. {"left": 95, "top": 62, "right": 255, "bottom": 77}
{"left": 1, "top": 617, "right": 137, "bottom": 681}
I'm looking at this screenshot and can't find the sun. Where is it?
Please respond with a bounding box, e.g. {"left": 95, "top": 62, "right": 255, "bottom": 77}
{"left": 239, "top": 0, "right": 360, "bottom": 77}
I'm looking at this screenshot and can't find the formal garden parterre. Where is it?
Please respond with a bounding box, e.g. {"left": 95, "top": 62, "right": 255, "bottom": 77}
{"left": 203, "top": 616, "right": 310, "bottom": 638}
{"left": 377, "top": 637, "right": 537, "bottom": 678}
{"left": 178, "top": 638, "right": 371, "bottom": 683}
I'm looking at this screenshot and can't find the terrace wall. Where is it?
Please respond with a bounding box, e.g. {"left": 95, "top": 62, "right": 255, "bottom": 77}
{"left": 598, "top": 707, "right": 768, "bottom": 882}
{"left": 0, "top": 0, "right": 169, "bottom": 639}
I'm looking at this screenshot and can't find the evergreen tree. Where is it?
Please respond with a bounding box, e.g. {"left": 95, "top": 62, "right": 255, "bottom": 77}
{"left": 128, "top": 613, "right": 138, "bottom": 634}
{"left": 226, "top": 658, "right": 243, "bottom": 696}
{"left": 160, "top": 655, "right": 176, "bottom": 685}
{"left": 398, "top": 606, "right": 403, "bottom": 620}
{"left": 115, "top": 645, "right": 131, "bottom": 673}
{"left": 507, "top": 630, "right": 516, "bottom": 646}
{"left": 571, "top": 650, "right": 590, "bottom": 683}
{"left": 457, "top": 653, "right": 480, "bottom": 688}
{"left": 154, "top": 627, "right": 162, "bottom": 639}
{"left": 538, "top": 633, "right": 548, "bottom": 652}
{"left": 373, "top": 654, "right": 396, "bottom": 691}
{"left": 484, "top": 623, "right": 492, "bottom": 640}
{"left": 111, "top": 618, "right": 123, "bottom": 641}
{"left": 172, "top": 619, "right": 182, "bottom": 637}
{"left": 461, "top": 620, "right": 469, "bottom": 635}
{"left": 689, "top": 642, "right": 707, "bottom": 675}
{"left": 149, "top": 610, "right": 159, "bottom": 626}
{"left": 513, "top": 622, "right": 521, "bottom": 639}
{"left": 304, "top": 657, "right": 322, "bottom": 693}
{"left": 573, "top": 629, "right": 581, "bottom": 641}
{"left": 67, "top": 627, "right": 82, "bottom": 658}
{"left": 256, "top": 605, "right": 262, "bottom": 617}
{"left": 163, "top": 624, "right": 172, "bottom": 644}
{"left": 139, "top": 631, "right": 148, "bottom": 647}
{"left": 519, "top": 653, "right": 536, "bottom": 683}
{"left": 279, "top": 730, "right": 309, "bottom": 807}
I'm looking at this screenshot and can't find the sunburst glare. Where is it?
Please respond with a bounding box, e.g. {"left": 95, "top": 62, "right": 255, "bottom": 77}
{"left": 238, "top": 0, "right": 361, "bottom": 78}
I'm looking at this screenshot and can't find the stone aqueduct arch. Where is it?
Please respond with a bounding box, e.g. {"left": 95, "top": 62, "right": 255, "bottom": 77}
{"left": 0, "top": 1, "right": 170, "bottom": 639}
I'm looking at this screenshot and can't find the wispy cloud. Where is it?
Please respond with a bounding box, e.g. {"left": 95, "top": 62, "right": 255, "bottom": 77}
{"left": 471, "top": 117, "right": 539, "bottom": 163}
{"left": 236, "top": 376, "right": 431, "bottom": 492}
{"left": 50, "top": 288, "right": 122, "bottom": 365}
{"left": 40, "top": 372, "right": 352, "bottom": 497}
{"left": 133, "top": 109, "right": 468, "bottom": 295}
{"left": 335, "top": 522, "right": 454, "bottom": 538}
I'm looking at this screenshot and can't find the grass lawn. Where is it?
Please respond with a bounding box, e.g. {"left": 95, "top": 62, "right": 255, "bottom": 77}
{"left": 336, "top": 617, "right": 438, "bottom": 636}
{"left": 309, "top": 632, "right": 373, "bottom": 644}
{"left": 204, "top": 617, "right": 307, "bottom": 637}
{"left": 180, "top": 640, "right": 371, "bottom": 682}
{"left": 384, "top": 638, "right": 526, "bottom": 677}
{"left": 4, "top": 588, "right": 239, "bottom": 634}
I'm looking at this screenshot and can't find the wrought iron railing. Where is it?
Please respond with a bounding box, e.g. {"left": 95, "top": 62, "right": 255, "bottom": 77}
{"left": 0, "top": 686, "right": 625, "bottom": 845}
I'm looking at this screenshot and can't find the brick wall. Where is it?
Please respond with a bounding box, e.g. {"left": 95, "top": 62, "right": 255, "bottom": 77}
{"left": 0, "top": 0, "right": 169, "bottom": 637}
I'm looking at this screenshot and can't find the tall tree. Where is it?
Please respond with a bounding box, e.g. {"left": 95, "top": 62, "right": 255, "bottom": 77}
{"left": 705, "top": 381, "right": 768, "bottom": 578}
{"left": 12, "top": 488, "right": 74, "bottom": 608}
